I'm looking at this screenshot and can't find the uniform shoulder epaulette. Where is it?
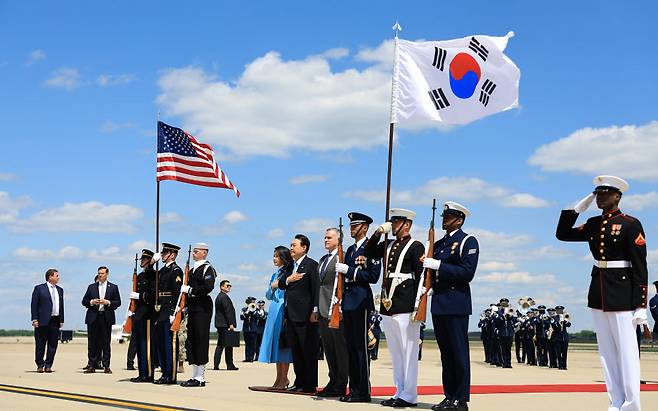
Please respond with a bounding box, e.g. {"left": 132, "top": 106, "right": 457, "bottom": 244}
{"left": 620, "top": 213, "right": 638, "bottom": 222}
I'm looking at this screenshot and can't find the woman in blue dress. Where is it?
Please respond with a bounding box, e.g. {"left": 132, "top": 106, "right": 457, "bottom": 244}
{"left": 258, "top": 245, "right": 293, "bottom": 389}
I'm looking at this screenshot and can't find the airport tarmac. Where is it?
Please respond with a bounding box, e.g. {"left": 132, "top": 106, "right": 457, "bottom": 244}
{"left": 1, "top": 337, "right": 657, "bottom": 410}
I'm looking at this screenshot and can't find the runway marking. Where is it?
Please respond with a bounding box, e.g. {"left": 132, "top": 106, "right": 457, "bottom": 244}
{"left": 0, "top": 384, "right": 200, "bottom": 410}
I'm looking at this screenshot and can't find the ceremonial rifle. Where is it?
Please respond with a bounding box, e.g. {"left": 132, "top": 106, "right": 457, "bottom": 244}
{"left": 328, "top": 218, "right": 344, "bottom": 329}
{"left": 122, "top": 253, "right": 139, "bottom": 334}
{"left": 170, "top": 245, "right": 191, "bottom": 332}
{"left": 413, "top": 199, "right": 436, "bottom": 322}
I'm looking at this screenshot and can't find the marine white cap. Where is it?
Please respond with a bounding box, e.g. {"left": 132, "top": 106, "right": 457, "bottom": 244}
{"left": 443, "top": 201, "right": 471, "bottom": 218}
{"left": 192, "top": 242, "right": 209, "bottom": 250}
{"left": 389, "top": 208, "right": 416, "bottom": 221}
{"left": 593, "top": 175, "right": 629, "bottom": 194}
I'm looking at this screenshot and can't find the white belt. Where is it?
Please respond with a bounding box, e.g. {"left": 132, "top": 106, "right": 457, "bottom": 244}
{"left": 388, "top": 272, "right": 414, "bottom": 280}
{"left": 594, "top": 260, "right": 631, "bottom": 269}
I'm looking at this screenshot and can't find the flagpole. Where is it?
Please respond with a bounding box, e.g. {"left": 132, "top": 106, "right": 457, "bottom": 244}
{"left": 378, "top": 22, "right": 401, "bottom": 312}
{"left": 155, "top": 112, "right": 161, "bottom": 310}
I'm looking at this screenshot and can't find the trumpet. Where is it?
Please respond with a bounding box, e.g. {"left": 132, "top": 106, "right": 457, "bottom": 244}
{"left": 560, "top": 312, "right": 571, "bottom": 323}
{"left": 248, "top": 302, "right": 257, "bottom": 311}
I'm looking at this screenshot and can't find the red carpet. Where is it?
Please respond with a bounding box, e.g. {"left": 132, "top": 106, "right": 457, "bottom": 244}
{"left": 250, "top": 384, "right": 658, "bottom": 396}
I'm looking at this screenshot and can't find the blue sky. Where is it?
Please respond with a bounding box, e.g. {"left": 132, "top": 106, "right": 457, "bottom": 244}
{"left": 1, "top": 1, "right": 657, "bottom": 331}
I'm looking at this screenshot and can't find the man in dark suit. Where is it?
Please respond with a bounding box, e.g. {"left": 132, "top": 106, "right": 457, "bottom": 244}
{"left": 213, "top": 279, "right": 238, "bottom": 370}
{"left": 82, "top": 266, "right": 122, "bottom": 374}
{"left": 335, "top": 212, "right": 381, "bottom": 403}
{"left": 316, "top": 227, "right": 348, "bottom": 398}
{"left": 31, "top": 268, "right": 64, "bottom": 373}
{"left": 423, "top": 201, "right": 479, "bottom": 411}
{"left": 278, "top": 234, "right": 319, "bottom": 394}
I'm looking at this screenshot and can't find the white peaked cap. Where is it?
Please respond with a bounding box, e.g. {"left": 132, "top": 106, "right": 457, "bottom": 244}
{"left": 593, "top": 175, "right": 629, "bottom": 193}
{"left": 390, "top": 208, "right": 416, "bottom": 220}
{"left": 193, "top": 242, "right": 209, "bottom": 250}
{"left": 444, "top": 201, "right": 471, "bottom": 217}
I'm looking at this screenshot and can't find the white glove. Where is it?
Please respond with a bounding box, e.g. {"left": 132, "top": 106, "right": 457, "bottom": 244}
{"left": 180, "top": 285, "right": 191, "bottom": 294}
{"left": 127, "top": 310, "right": 134, "bottom": 317}
{"left": 632, "top": 308, "right": 647, "bottom": 326}
{"left": 423, "top": 258, "right": 441, "bottom": 271}
{"left": 378, "top": 222, "right": 392, "bottom": 234}
{"left": 335, "top": 262, "right": 349, "bottom": 274}
{"left": 151, "top": 252, "right": 162, "bottom": 264}
{"left": 169, "top": 315, "right": 175, "bottom": 324}
{"left": 130, "top": 292, "right": 140, "bottom": 300}
{"left": 573, "top": 193, "right": 595, "bottom": 213}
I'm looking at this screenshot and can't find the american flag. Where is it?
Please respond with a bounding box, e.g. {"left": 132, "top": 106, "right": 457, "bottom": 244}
{"left": 157, "top": 121, "right": 240, "bottom": 197}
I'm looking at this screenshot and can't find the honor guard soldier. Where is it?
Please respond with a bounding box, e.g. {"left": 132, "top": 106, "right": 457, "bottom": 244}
{"left": 651, "top": 281, "right": 658, "bottom": 342}
{"left": 365, "top": 208, "right": 424, "bottom": 408}
{"left": 335, "top": 212, "right": 381, "bottom": 403}
{"left": 152, "top": 242, "right": 183, "bottom": 384}
{"left": 556, "top": 175, "right": 648, "bottom": 411}
{"left": 423, "top": 202, "right": 479, "bottom": 411}
{"left": 180, "top": 243, "right": 216, "bottom": 387}
{"left": 129, "top": 249, "right": 157, "bottom": 383}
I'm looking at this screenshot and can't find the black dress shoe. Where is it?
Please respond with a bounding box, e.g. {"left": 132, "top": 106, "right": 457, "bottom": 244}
{"left": 287, "top": 385, "right": 302, "bottom": 392}
{"left": 37, "top": 367, "right": 44, "bottom": 373}
{"left": 104, "top": 367, "right": 113, "bottom": 374}
{"left": 443, "top": 400, "right": 468, "bottom": 410}
{"left": 432, "top": 398, "right": 453, "bottom": 410}
{"left": 227, "top": 365, "right": 239, "bottom": 370}
{"left": 127, "top": 364, "right": 136, "bottom": 371}
{"left": 130, "top": 376, "right": 153, "bottom": 383}
{"left": 153, "top": 377, "right": 173, "bottom": 385}
{"left": 381, "top": 397, "right": 397, "bottom": 406}
{"left": 341, "top": 395, "right": 371, "bottom": 403}
{"left": 392, "top": 398, "right": 417, "bottom": 408}
{"left": 180, "top": 378, "right": 205, "bottom": 387}
{"left": 317, "top": 390, "right": 341, "bottom": 398}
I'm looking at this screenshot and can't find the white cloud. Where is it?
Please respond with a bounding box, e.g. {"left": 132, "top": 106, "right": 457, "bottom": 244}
{"left": 345, "top": 176, "right": 549, "bottom": 208}
{"left": 97, "top": 73, "right": 136, "bottom": 87}
{"left": 44, "top": 67, "right": 81, "bottom": 90}
{"left": 355, "top": 39, "right": 394, "bottom": 65}
{"left": 477, "top": 271, "right": 557, "bottom": 285}
{"left": 528, "top": 245, "right": 572, "bottom": 259}
{"left": 529, "top": 121, "right": 658, "bottom": 181}
{"left": 289, "top": 175, "right": 329, "bottom": 185}
{"left": 622, "top": 192, "right": 658, "bottom": 211}
{"left": 0, "top": 191, "right": 31, "bottom": 223}
{"left": 0, "top": 173, "right": 17, "bottom": 181}
{"left": 238, "top": 263, "right": 259, "bottom": 272}
{"left": 320, "top": 48, "right": 349, "bottom": 59}
{"left": 478, "top": 261, "right": 518, "bottom": 272}
{"left": 267, "top": 228, "right": 284, "bottom": 239}
{"left": 129, "top": 240, "right": 152, "bottom": 251}
{"left": 294, "top": 218, "right": 333, "bottom": 234}
{"left": 160, "top": 212, "right": 183, "bottom": 224}
{"left": 223, "top": 210, "right": 248, "bottom": 224}
{"left": 13, "top": 246, "right": 83, "bottom": 261}
{"left": 87, "top": 246, "right": 125, "bottom": 262}
{"left": 99, "top": 121, "right": 136, "bottom": 133}
{"left": 26, "top": 49, "right": 46, "bottom": 66}
{"left": 10, "top": 201, "right": 143, "bottom": 233}
{"left": 156, "top": 45, "right": 394, "bottom": 158}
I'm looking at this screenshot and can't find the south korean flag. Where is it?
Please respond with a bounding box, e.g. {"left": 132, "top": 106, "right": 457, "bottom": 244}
{"left": 392, "top": 32, "right": 520, "bottom": 125}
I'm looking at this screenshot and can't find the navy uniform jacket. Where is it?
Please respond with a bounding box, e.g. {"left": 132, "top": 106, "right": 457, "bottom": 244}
{"left": 133, "top": 266, "right": 156, "bottom": 322}
{"left": 551, "top": 317, "right": 571, "bottom": 342}
{"left": 31, "top": 283, "right": 65, "bottom": 326}
{"left": 342, "top": 238, "right": 381, "bottom": 312}
{"left": 82, "top": 281, "right": 122, "bottom": 325}
{"left": 187, "top": 262, "right": 216, "bottom": 314}
{"left": 365, "top": 234, "right": 424, "bottom": 315}
{"left": 556, "top": 209, "right": 648, "bottom": 311}
{"left": 495, "top": 310, "right": 515, "bottom": 337}
{"left": 241, "top": 307, "right": 260, "bottom": 333}
{"left": 649, "top": 294, "right": 658, "bottom": 333}
{"left": 156, "top": 262, "right": 183, "bottom": 322}
{"left": 430, "top": 229, "right": 479, "bottom": 316}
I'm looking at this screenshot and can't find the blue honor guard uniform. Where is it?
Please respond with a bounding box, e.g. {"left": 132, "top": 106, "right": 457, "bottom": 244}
{"left": 425, "top": 202, "right": 479, "bottom": 411}
{"left": 130, "top": 249, "right": 157, "bottom": 383}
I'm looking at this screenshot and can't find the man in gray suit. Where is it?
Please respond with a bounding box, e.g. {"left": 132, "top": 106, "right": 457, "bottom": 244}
{"left": 316, "top": 227, "right": 349, "bottom": 398}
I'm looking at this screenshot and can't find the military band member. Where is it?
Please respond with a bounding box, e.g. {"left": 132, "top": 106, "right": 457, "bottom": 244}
{"left": 552, "top": 305, "right": 570, "bottom": 370}
{"left": 496, "top": 298, "right": 515, "bottom": 369}
{"left": 334, "top": 212, "right": 381, "bottom": 403}
{"left": 255, "top": 300, "right": 267, "bottom": 360}
{"left": 368, "top": 311, "right": 382, "bottom": 360}
{"left": 524, "top": 309, "right": 537, "bottom": 366}
{"left": 535, "top": 305, "right": 549, "bottom": 366}
{"left": 365, "top": 208, "right": 424, "bottom": 408}
{"left": 556, "top": 175, "right": 648, "bottom": 411}
{"left": 180, "top": 243, "right": 216, "bottom": 387}
{"left": 242, "top": 296, "right": 260, "bottom": 362}
{"left": 129, "top": 249, "right": 157, "bottom": 383}
{"left": 546, "top": 307, "right": 558, "bottom": 368}
{"left": 152, "top": 242, "right": 183, "bottom": 384}
{"left": 423, "top": 202, "right": 479, "bottom": 411}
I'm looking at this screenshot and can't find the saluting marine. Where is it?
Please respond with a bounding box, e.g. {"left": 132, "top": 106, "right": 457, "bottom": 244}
{"left": 180, "top": 243, "right": 217, "bottom": 387}
{"left": 129, "top": 249, "right": 157, "bottom": 383}
{"left": 152, "top": 242, "right": 184, "bottom": 385}
{"left": 556, "top": 175, "right": 648, "bottom": 411}
{"left": 365, "top": 208, "right": 424, "bottom": 408}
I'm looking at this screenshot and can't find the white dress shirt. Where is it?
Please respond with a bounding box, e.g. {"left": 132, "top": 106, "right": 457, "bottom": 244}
{"left": 49, "top": 283, "right": 59, "bottom": 316}
{"left": 98, "top": 281, "right": 107, "bottom": 311}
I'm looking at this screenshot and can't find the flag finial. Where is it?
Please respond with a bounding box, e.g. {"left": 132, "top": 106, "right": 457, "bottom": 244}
{"left": 392, "top": 21, "right": 402, "bottom": 38}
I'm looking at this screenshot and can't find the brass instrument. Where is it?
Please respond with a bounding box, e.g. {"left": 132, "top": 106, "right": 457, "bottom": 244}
{"left": 367, "top": 329, "right": 377, "bottom": 349}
